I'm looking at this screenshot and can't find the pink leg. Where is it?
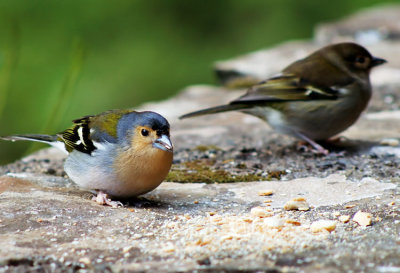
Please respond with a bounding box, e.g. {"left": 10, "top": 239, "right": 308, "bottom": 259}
{"left": 92, "top": 191, "right": 123, "bottom": 208}
{"left": 295, "top": 132, "right": 329, "bottom": 155}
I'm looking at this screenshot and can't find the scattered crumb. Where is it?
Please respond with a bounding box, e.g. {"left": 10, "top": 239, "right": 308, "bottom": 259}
{"left": 79, "top": 257, "right": 91, "bottom": 265}
{"left": 286, "top": 219, "right": 301, "bottom": 226}
{"left": 353, "top": 211, "right": 372, "bottom": 227}
{"left": 251, "top": 206, "right": 273, "bottom": 217}
{"left": 332, "top": 211, "right": 340, "bottom": 217}
{"left": 193, "top": 237, "right": 212, "bottom": 246}
{"left": 258, "top": 189, "right": 274, "bottom": 196}
{"left": 310, "top": 220, "right": 337, "bottom": 233}
{"left": 339, "top": 215, "right": 350, "bottom": 223}
{"left": 264, "top": 217, "right": 285, "bottom": 228}
{"left": 284, "top": 197, "right": 310, "bottom": 211}
{"left": 345, "top": 204, "right": 356, "bottom": 209}
{"left": 122, "top": 246, "right": 133, "bottom": 253}
{"left": 162, "top": 244, "right": 176, "bottom": 253}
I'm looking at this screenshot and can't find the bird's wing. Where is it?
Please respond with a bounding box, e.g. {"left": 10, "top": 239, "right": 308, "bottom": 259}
{"left": 57, "top": 115, "right": 97, "bottom": 154}
{"left": 57, "top": 110, "right": 129, "bottom": 154}
{"left": 231, "top": 74, "right": 339, "bottom": 104}
{"left": 179, "top": 74, "right": 342, "bottom": 120}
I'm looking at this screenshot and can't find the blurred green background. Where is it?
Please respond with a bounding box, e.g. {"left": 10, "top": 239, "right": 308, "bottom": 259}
{"left": 0, "top": 0, "right": 397, "bottom": 164}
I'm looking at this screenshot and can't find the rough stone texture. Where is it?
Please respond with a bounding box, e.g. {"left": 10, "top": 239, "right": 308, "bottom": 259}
{"left": 1, "top": 5, "right": 400, "bottom": 273}
{"left": 315, "top": 4, "right": 400, "bottom": 45}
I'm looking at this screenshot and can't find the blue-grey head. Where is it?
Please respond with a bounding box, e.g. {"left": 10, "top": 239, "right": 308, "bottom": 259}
{"left": 117, "top": 111, "right": 173, "bottom": 152}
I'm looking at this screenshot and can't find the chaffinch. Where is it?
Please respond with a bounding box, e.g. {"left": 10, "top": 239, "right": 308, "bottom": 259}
{"left": 180, "top": 42, "right": 386, "bottom": 154}
{"left": 1, "top": 109, "right": 173, "bottom": 207}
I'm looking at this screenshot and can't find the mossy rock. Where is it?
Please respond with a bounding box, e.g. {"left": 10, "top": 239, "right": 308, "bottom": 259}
{"left": 166, "top": 159, "right": 285, "bottom": 183}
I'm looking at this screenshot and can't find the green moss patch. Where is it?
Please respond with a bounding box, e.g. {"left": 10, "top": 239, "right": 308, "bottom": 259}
{"left": 192, "top": 145, "right": 222, "bottom": 152}
{"left": 166, "top": 160, "right": 285, "bottom": 183}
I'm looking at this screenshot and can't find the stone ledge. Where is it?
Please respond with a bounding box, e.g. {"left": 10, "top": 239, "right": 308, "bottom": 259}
{"left": 1, "top": 5, "right": 400, "bottom": 273}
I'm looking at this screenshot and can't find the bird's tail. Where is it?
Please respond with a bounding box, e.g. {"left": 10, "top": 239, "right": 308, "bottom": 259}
{"left": 1, "top": 134, "right": 68, "bottom": 154}
{"left": 179, "top": 104, "right": 251, "bottom": 119}
{"left": 0, "top": 134, "right": 58, "bottom": 144}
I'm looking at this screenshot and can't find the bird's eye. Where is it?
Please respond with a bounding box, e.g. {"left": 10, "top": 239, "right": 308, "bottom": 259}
{"left": 355, "top": 56, "right": 366, "bottom": 64}
{"left": 141, "top": 129, "right": 149, "bottom": 137}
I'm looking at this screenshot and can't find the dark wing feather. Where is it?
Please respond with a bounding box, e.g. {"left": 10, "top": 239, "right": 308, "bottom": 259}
{"left": 57, "top": 115, "right": 96, "bottom": 154}
{"left": 179, "top": 74, "right": 341, "bottom": 119}
{"left": 231, "top": 74, "right": 339, "bottom": 104}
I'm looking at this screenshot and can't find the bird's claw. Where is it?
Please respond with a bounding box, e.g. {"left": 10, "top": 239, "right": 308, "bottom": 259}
{"left": 297, "top": 142, "right": 329, "bottom": 155}
{"left": 93, "top": 191, "right": 123, "bottom": 208}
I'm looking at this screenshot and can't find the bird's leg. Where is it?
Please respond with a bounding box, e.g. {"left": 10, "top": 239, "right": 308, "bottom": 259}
{"left": 92, "top": 191, "right": 123, "bottom": 208}
{"left": 295, "top": 132, "right": 329, "bottom": 155}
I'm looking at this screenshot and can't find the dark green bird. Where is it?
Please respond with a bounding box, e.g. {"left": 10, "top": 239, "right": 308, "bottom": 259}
{"left": 180, "top": 42, "right": 386, "bottom": 154}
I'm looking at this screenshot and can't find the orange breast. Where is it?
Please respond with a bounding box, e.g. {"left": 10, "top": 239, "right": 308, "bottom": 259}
{"left": 113, "top": 146, "right": 173, "bottom": 196}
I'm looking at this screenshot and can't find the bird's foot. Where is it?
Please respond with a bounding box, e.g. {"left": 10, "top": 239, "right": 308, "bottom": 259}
{"left": 295, "top": 133, "right": 329, "bottom": 155}
{"left": 92, "top": 191, "right": 123, "bottom": 208}
{"left": 297, "top": 141, "right": 329, "bottom": 155}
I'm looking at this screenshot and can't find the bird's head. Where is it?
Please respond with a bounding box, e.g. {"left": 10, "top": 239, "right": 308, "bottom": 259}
{"left": 118, "top": 111, "right": 173, "bottom": 154}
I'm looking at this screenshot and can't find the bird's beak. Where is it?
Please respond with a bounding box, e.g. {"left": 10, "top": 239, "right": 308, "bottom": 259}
{"left": 153, "top": 134, "right": 173, "bottom": 152}
{"left": 371, "top": 56, "right": 387, "bottom": 67}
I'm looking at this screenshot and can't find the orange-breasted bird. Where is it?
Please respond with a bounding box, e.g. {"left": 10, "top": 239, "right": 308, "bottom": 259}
{"left": 1, "top": 109, "right": 173, "bottom": 207}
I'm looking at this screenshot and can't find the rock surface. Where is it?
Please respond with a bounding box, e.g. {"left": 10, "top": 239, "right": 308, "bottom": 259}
{"left": 1, "top": 5, "right": 400, "bottom": 273}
